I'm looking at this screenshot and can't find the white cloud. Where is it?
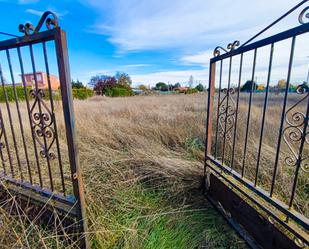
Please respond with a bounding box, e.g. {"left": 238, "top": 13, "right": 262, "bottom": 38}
{"left": 84, "top": 0, "right": 301, "bottom": 53}
{"left": 26, "top": 9, "right": 44, "bottom": 16}
{"left": 77, "top": 0, "right": 308, "bottom": 86}
{"left": 26, "top": 8, "right": 69, "bottom": 18}
{"left": 180, "top": 50, "right": 213, "bottom": 66}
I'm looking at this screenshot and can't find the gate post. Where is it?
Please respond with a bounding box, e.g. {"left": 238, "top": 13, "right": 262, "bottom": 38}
{"left": 54, "top": 28, "right": 89, "bottom": 248}
{"left": 204, "top": 62, "right": 216, "bottom": 176}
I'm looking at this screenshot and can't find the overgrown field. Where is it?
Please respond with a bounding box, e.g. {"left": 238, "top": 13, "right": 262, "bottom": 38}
{"left": 0, "top": 93, "right": 248, "bottom": 249}
{"left": 212, "top": 92, "right": 308, "bottom": 217}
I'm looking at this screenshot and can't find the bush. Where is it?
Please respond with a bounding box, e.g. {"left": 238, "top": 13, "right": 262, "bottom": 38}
{"left": 105, "top": 87, "right": 133, "bottom": 97}
{"left": 0, "top": 86, "right": 93, "bottom": 102}
{"left": 241, "top": 80, "right": 258, "bottom": 92}
{"left": 184, "top": 88, "right": 199, "bottom": 94}
{"left": 93, "top": 77, "right": 117, "bottom": 95}
{"left": 0, "top": 86, "right": 32, "bottom": 102}
{"left": 72, "top": 88, "right": 94, "bottom": 100}
{"left": 195, "top": 84, "right": 204, "bottom": 92}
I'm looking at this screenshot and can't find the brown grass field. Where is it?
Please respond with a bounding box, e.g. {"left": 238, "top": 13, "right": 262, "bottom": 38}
{"left": 0, "top": 93, "right": 248, "bottom": 249}
{"left": 212, "top": 92, "right": 308, "bottom": 217}
{"left": 0, "top": 92, "right": 307, "bottom": 248}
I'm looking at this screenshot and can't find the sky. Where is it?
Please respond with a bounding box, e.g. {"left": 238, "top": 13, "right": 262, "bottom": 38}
{"left": 0, "top": 0, "right": 308, "bottom": 87}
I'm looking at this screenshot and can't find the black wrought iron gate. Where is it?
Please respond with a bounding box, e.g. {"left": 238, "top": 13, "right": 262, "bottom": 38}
{"left": 204, "top": 2, "right": 309, "bottom": 249}
{"left": 0, "top": 12, "right": 88, "bottom": 247}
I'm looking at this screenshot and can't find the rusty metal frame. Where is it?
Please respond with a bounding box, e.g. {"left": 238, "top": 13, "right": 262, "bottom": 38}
{"left": 205, "top": 2, "right": 309, "bottom": 248}
{"left": 0, "top": 12, "right": 88, "bottom": 248}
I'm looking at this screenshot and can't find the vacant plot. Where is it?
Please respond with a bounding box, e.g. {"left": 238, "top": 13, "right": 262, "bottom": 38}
{"left": 0, "top": 93, "right": 248, "bottom": 249}
{"left": 212, "top": 92, "right": 308, "bottom": 217}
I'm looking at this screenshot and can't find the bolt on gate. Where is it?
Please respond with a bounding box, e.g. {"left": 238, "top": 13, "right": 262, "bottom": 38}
{"left": 0, "top": 12, "right": 88, "bottom": 247}
{"left": 204, "top": 1, "right": 309, "bottom": 249}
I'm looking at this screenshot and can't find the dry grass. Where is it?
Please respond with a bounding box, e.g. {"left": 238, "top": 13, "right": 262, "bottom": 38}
{"left": 213, "top": 92, "right": 308, "bottom": 217}
{"left": 0, "top": 93, "right": 248, "bottom": 249}
{"left": 0, "top": 91, "right": 307, "bottom": 248}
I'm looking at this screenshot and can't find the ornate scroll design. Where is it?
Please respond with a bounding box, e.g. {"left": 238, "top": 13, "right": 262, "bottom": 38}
{"left": 218, "top": 88, "right": 236, "bottom": 140}
{"left": 299, "top": 6, "right": 309, "bottom": 24}
{"left": 19, "top": 11, "right": 58, "bottom": 36}
{"left": 0, "top": 115, "right": 7, "bottom": 172}
{"left": 213, "top": 46, "right": 228, "bottom": 57}
{"left": 213, "top": 40, "right": 240, "bottom": 57}
{"left": 29, "top": 89, "right": 56, "bottom": 160}
{"left": 282, "top": 84, "right": 309, "bottom": 173}
{"left": 0, "top": 117, "right": 5, "bottom": 151}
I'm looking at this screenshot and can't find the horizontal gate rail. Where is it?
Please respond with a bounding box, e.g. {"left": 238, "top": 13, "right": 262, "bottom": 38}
{"left": 210, "top": 22, "right": 309, "bottom": 63}
{"left": 0, "top": 29, "right": 56, "bottom": 50}
{"left": 205, "top": 1, "right": 309, "bottom": 248}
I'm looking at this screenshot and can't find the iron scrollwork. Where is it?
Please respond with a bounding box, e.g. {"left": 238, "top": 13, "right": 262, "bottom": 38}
{"left": 19, "top": 11, "right": 58, "bottom": 36}
{"left": 299, "top": 6, "right": 309, "bottom": 24}
{"left": 0, "top": 118, "right": 5, "bottom": 151}
{"left": 213, "top": 40, "right": 240, "bottom": 57}
{"left": 218, "top": 88, "right": 236, "bottom": 140}
{"left": 29, "top": 89, "right": 56, "bottom": 160}
{"left": 283, "top": 84, "right": 309, "bottom": 173}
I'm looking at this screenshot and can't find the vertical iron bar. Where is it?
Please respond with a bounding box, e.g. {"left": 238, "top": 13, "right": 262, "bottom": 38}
{"left": 17, "top": 47, "right": 43, "bottom": 187}
{"left": 54, "top": 28, "right": 88, "bottom": 248}
{"left": 204, "top": 61, "right": 216, "bottom": 176}
{"left": 0, "top": 63, "right": 23, "bottom": 180}
{"left": 29, "top": 44, "right": 54, "bottom": 191}
{"left": 6, "top": 49, "right": 32, "bottom": 184}
{"left": 288, "top": 97, "right": 309, "bottom": 208}
{"left": 254, "top": 43, "right": 274, "bottom": 186}
{"left": 42, "top": 41, "right": 66, "bottom": 195}
{"left": 231, "top": 53, "right": 243, "bottom": 171}
{"left": 241, "top": 48, "right": 257, "bottom": 177}
{"left": 214, "top": 60, "right": 223, "bottom": 158}
{"left": 0, "top": 130, "right": 6, "bottom": 174}
{"left": 270, "top": 37, "right": 296, "bottom": 197}
{"left": 0, "top": 112, "right": 8, "bottom": 175}
{"left": 222, "top": 56, "right": 233, "bottom": 165}
{"left": 0, "top": 109, "right": 13, "bottom": 176}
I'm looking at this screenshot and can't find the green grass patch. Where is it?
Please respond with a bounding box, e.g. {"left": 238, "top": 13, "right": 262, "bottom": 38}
{"left": 88, "top": 184, "right": 248, "bottom": 249}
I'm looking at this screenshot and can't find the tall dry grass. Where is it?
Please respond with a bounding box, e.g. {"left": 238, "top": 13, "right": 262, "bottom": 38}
{"left": 1, "top": 91, "right": 307, "bottom": 248}
{"left": 213, "top": 92, "right": 308, "bottom": 217}
{"left": 0, "top": 93, "right": 248, "bottom": 248}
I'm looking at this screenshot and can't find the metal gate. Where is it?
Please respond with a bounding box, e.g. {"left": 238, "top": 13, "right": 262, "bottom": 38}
{"left": 0, "top": 12, "right": 88, "bottom": 247}
{"left": 205, "top": 2, "right": 308, "bottom": 248}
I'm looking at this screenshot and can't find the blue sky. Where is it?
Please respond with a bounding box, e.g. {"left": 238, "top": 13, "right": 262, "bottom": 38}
{"left": 0, "top": 0, "right": 307, "bottom": 87}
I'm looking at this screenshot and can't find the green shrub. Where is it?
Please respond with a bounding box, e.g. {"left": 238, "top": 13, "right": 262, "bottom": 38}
{"left": 104, "top": 85, "right": 133, "bottom": 97}
{"left": 72, "top": 88, "right": 94, "bottom": 100}
{"left": 0, "top": 86, "right": 94, "bottom": 102}
{"left": 184, "top": 88, "right": 199, "bottom": 94}
{"left": 111, "top": 87, "right": 132, "bottom": 97}
{"left": 0, "top": 86, "right": 32, "bottom": 102}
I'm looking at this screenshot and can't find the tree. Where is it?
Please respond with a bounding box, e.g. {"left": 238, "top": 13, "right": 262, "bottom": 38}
{"left": 195, "top": 83, "right": 205, "bottom": 92}
{"left": 173, "top": 82, "right": 181, "bottom": 89}
{"left": 257, "top": 84, "right": 265, "bottom": 91}
{"left": 168, "top": 84, "right": 173, "bottom": 91}
{"left": 188, "top": 75, "right": 194, "bottom": 88}
{"left": 115, "top": 72, "right": 132, "bottom": 86}
{"left": 88, "top": 75, "right": 110, "bottom": 88}
{"left": 277, "top": 79, "right": 286, "bottom": 90}
{"left": 71, "top": 79, "right": 84, "bottom": 89}
{"left": 93, "top": 76, "right": 117, "bottom": 95}
{"left": 241, "top": 80, "right": 258, "bottom": 92}
{"left": 155, "top": 82, "right": 168, "bottom": 91}
{"left": 138, "top": 85, "right": 148, "bottom": 91}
